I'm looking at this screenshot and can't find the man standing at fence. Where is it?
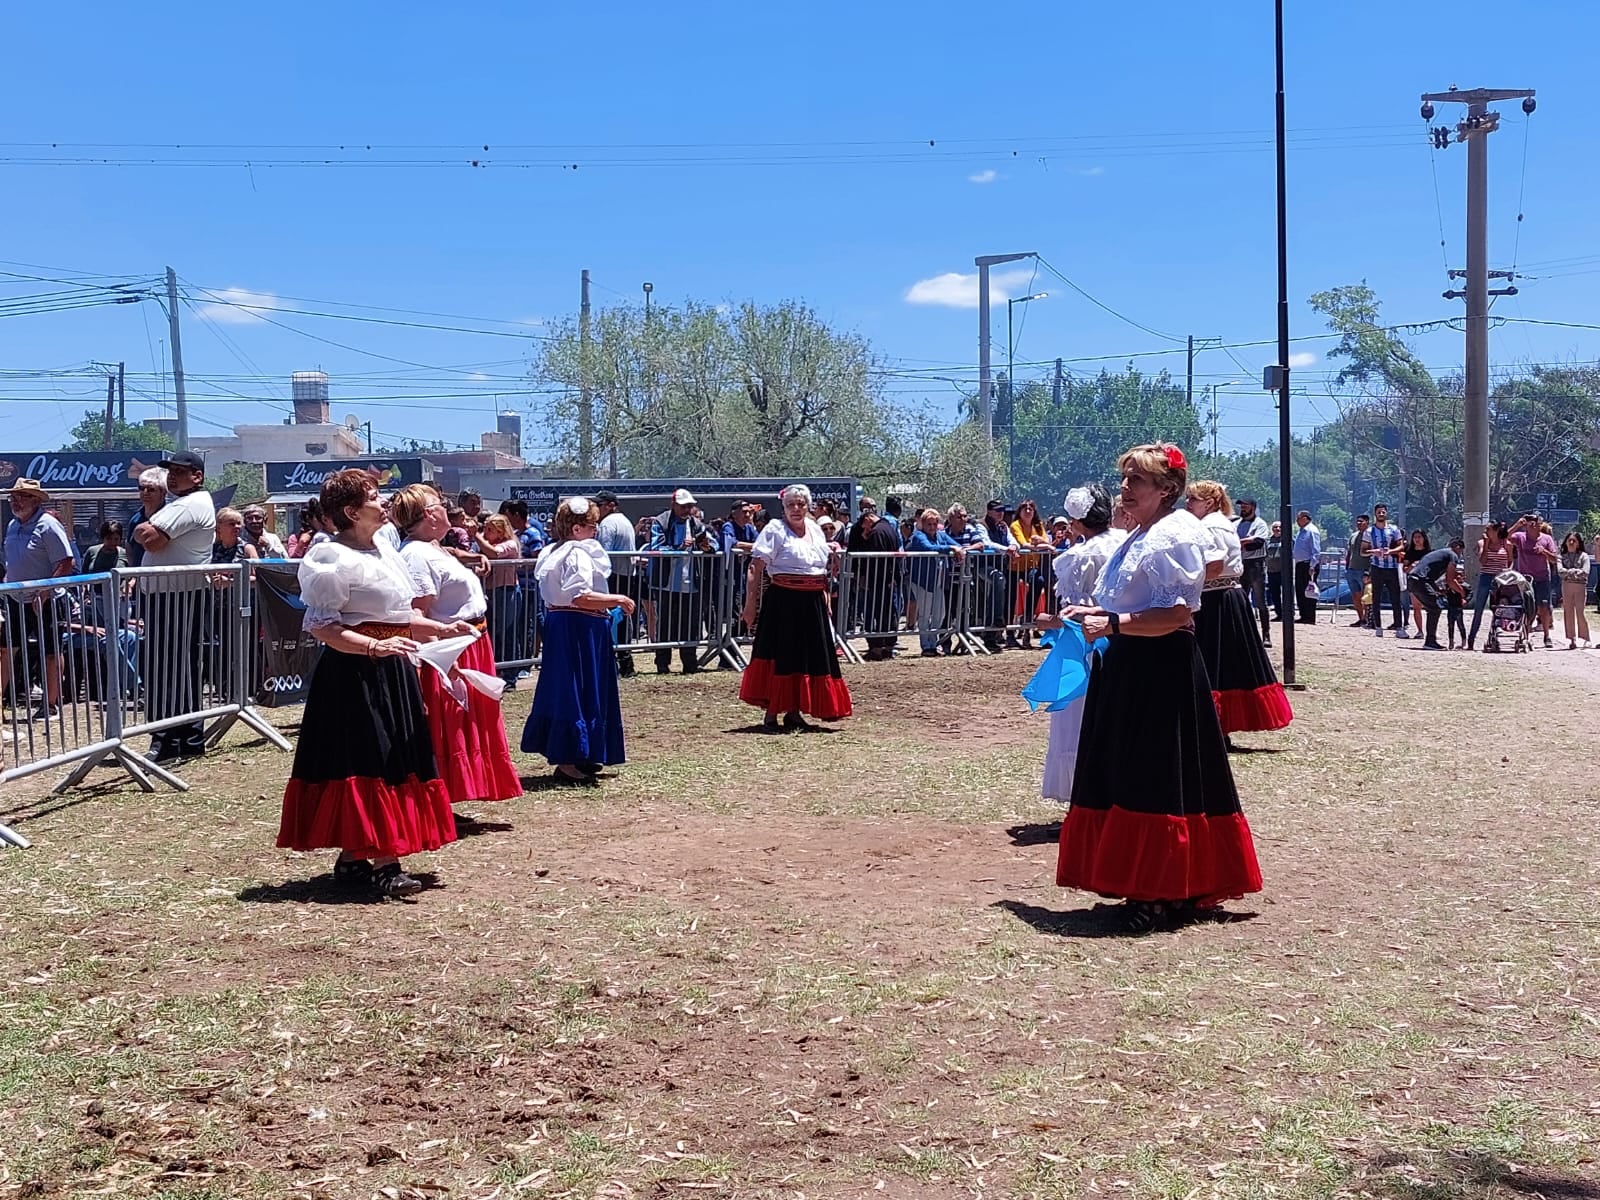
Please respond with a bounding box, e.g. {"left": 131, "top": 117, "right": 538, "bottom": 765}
{"left": 1235, "top": 497, "right": 1271, "bottom": 644}
{"left": 595, "top": 491, "right": 638, "bottom": 677}
{"left": 133, "top": 450, "right": 217, "bottom": 763}
{"left": 1, "top": 479, "right": 76, "bottom": 720}
{"left": 241, "top": 505, "right": 287, "bottom": 559}
{"left": 647, "top": 488, "right": 712, "bottom": 674}
{"left": 1292, "top": 510, "right": 1321, "bottom": 626}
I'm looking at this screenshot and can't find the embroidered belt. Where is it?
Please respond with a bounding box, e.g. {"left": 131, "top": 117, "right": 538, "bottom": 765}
{"left": 466, "top": 616, "right": 487, "bottom": 632}
{"left": 770, "top": 573, "right": 828, "bottom": 591}
{"left": 546, "top": 605, "right": 604, "bottom": 617}
{"left": 346, "top": 621, "right": 409, "bottom": 638}
{"left": 1202, "top": 577, "right": 1242, "bottom": 592}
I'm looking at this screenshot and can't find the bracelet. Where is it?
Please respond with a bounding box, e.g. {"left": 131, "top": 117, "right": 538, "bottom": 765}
{"left": 1107, "top": 612, "right": 1121, "bottom": 635}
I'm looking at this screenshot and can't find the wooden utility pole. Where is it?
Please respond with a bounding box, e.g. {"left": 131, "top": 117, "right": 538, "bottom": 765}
{"left": 164, "top": 267, "right": 189, "bottom": 450}
{"left": 578, "top": 269, "right": 593, "bottom": 476}
{"left": 103, "top": 372, "right": 116, "bottom": 448}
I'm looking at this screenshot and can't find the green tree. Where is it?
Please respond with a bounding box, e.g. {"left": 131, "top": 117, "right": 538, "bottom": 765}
{"left": 61, "top": 411, "right": 175, "bottom": 453}
{"left": 216, "top": 462, "right": 266, "bottom": 505}
{"left": 534, "top": 299, "right": 910, "bottom": 480}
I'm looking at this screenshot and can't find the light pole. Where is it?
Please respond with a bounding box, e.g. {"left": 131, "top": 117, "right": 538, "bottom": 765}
{"left": 642, "top": 281, "right": 653, "bottom": 320}
{"left": 1006, "top": 292, "right": 1047, "bottom": 489}
{"left": 975, "top": 251, "right": 1036, "bottom": 499}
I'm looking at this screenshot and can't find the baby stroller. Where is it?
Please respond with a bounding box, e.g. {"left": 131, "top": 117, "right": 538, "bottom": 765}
{"left": 1484, "top": 570, "right": 1534, "bottom": 654}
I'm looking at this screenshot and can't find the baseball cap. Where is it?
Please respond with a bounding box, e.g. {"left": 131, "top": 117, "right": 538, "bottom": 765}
{"left": 986, "top": 499, "right": 1007, "bottom": 513}
{"left": 595, "top": 489, "right": 619, "bottom": 505}
{"left": 672, "top": 487, "right": 696, "bottom": 505}
{"left": 159, "top": 449, "right": 205, "bottom": 472}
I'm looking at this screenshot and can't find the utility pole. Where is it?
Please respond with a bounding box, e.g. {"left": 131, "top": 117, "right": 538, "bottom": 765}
{"left": 578, "top": 268, "right": 593, "bottom": 477}
{"left": 103, "top": 371, "right": 116, "bottom": 449}
{"left": 975, "top": 251, "right": 1035, "bottom": 498}
{"left": 1052, "top": 358, "right": 1063, "bottom": 406}
{"left": 1272, "top": 0, "right": 1296, "bottom": 685}
{"left": 164, "top": 267, "right": 189, "bottom": 451}
{"left": 1186, "top": 334, "right": 1195, "bottom": 409}
{"left": 116, "top": 361, "right": 125, "bottom": 423}
{"left": 1423, "top": 84, "right": 1536, "bottom": 578}
{"left": 1210, "top": 385, "right": 1219, "bottom": 459}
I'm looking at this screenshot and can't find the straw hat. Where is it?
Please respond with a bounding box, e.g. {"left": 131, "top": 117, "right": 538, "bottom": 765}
{"left": 7, "top": 478, "right": 49, "bottom": 503}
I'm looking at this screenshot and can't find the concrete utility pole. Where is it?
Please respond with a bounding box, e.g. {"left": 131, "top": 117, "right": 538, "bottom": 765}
{"left": 578, "top": 269, "right": 593, "bottom": 476}
{"left": 1272, "top": 0, "right": 1296, "bottom": 685}
{"left": 116, "top": 361, "right": 125, "bottom": 423}
{"left": 103, "top": 372, "right": 116, "bottom": 448}
{"left": 1422, "top": 84, "right": 1535, "bottom": 575}
{"left": 1186, "top": 334, "right": 1195, "bottom": 409}
{"left": 164, "top": 267, "right": 189, "bottom": 451}
{"left": 975, "top": 251, "right": 1035, "bottom": 497}
{"left": 1052, "top": 358, "right": 1064, "bottom": 406}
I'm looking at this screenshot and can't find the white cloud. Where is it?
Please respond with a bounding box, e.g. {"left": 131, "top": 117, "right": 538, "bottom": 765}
{"left": 1287, "top": 351, "right": 1319, "bottom": 368}
{"left": 1076, "top": 166, "right": 1105, "bottom": 177}
{"left": 190, "top": 287, "right": 280, "bottom": 325}
{"left": 904, "top": 267, "right": 1035, "bottom": 310}
{"left": 468, "top": 371, "right": 493, "bottom": 382}
{"left": 967, "top": 169, "right": 998, "bottom": 184}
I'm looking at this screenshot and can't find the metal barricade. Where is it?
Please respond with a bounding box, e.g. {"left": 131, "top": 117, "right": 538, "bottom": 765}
{"left": 1, "top": 570, "right": 165, "bottom": 822}
{"left": 837, "top": 551, "right": 931, "bottom": 660}
{"left": 616, "top": 550, "right": 734, "bottom": 671}
{"left": 957, "top": 547, "right": 1042, "bottom": 652}
{"left": 113, "top": 563, "right": 289, "bottom": 792}
{"left": 483, "top": 556, "right": 540, "bottom": 674}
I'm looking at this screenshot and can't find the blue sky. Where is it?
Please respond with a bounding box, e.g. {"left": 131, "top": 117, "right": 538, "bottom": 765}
{"left": 2, "top": 1, "right": 1595, "bottom": 459}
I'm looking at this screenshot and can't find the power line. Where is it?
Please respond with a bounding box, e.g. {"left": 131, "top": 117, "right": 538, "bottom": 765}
{"left": 1031, "top": 254, "right": 1186, "bottom": 344}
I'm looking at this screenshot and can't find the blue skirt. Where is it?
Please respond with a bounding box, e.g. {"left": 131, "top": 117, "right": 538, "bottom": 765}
{"left": 522, "top": 610, "right": 626, "bottom": 767}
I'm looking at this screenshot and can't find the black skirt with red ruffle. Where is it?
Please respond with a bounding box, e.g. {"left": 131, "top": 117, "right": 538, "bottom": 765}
{"left": 1057, "top": 628, "right": 1262, "bottom": 905}
{"left": 277, "top": 643, "right": 456, "bottom": 859}
{"left": 738, "top": 580, "right": 852, "bottom": 720}
{"left": 1195, "top": 585, "right": 1293, "bottom": 734}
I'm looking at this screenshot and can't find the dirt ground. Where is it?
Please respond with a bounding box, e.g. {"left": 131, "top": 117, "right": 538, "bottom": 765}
{"left": 2, "top": 620, "right": 1598, "bottom": 1199}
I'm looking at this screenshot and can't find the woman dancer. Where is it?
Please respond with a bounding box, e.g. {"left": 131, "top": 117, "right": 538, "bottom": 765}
{"left": 391, "top": 485, "right": 522, "bottom": 807}
{"left": 276, "top": 469, "right": 476, "bottom": 898}
{"left": 1185, "top": 480, "right": 1292, "bottom": 739}
{"left": 522, "top": 497, "right": 634, "bottom": 782}
{"left": 1040, "top": 483, "right": 1126, "bottom": 803}
{"left": 1054, "top": 444, "right": 1263, "bottom": 932}
{"left": 739, "top": 484, "right": 852, "bottom": 731}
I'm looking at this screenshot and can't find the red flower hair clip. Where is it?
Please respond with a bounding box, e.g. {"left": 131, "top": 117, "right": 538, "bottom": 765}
{"left": 1164, "top": 445, "right": 1187, "bottom": 472}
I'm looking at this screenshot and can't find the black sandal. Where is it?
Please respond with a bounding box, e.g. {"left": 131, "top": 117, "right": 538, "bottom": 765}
{"left": 333, "top": 857, "right": 373, "bottom": 886}
{"left": 372, "top": 863, "right": 423, "bottom": 898}
{"left": 1118, "top": 901, "right": 1171, "bottom": 934}
{"left": 761, "top": 716, "right": 782, "bottom": 734}
{"left": 782, "top": 712, "right": 815, "bottom": 732}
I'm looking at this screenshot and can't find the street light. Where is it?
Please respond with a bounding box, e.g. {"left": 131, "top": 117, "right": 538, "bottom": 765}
{"left": 1005, "top": 292, "right": 1047, "bottom": 488}
{"left": 642, "top": 281, "right": 653, "bottom": 320}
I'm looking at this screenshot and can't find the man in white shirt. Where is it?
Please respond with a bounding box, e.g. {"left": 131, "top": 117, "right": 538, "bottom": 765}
{"left": 241, "top": 505, "right": 287, "bottom": 559}
{"left": 595, "top": 490, "right": 638, "bottom": 676}
{"left": 133, "top": 450, "right": 218, "bottom": 762}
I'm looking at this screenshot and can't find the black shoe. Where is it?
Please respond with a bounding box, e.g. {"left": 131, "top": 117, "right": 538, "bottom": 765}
{"left": 333, "top": 857, "right": 373, "bottom": 887}
{"left": 1421, "top": 641, "right": 1446, "bottom": 650}
{"left": 29, "top": 703, "right": 60, "bottom": 721}
{"left": 372, "top": 863, "right": 423, "bottom": 899}
{"left": 551, "top": 766, "right": 599, "bottom": 787}
{"left": 920, "top": 648, "right": 941, "bottom": 658}
{"left": 782, "top": 712, "right": 815, "bottom": 732}
{"left": 618, "top": 666, "right": 636, "bottom": 679}
{"left": 761, "top": 716, "right": 782, "bottom": 734}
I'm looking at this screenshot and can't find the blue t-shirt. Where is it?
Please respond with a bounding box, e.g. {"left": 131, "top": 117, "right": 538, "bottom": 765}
{"left": 3, "top": 510, "right": 75, "bottom": 583}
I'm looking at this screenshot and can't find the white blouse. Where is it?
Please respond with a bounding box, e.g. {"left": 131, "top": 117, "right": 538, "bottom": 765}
{"left": 1198, "top": 510, "right": 1244, "bottom": 580}
{"left": 298, "top": 538, "right": 420, "bottom": 630}
{"left": 1094, "top": 509, "right": 1209, "bottom": 613}
{"left": 1054, "top": 528, "right": 1129, "bottom": 606}
{"left": 751, "top": 518, "right": 832, "bottom": 576}
{"left": 400, "top": 538, "right": 488, "bottom": 622}
{"left": 535, "top": 538, "right": 612, "bottom": 607}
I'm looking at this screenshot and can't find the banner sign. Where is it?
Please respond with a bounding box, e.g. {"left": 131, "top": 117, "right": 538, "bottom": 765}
{"left": 507, "top": 477, "right": 858, "bottom": 529}
{"left": 253, "top": 564, "right": 321, "bottom": 707}
{"left": 265, "top": 458, "right": 429, "bottom": 495}
{"left": 0, "top": 451, "right": 157, "bottom": 492}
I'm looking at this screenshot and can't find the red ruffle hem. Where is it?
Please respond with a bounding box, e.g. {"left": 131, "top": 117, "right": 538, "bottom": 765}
{"left": 1212, "top": 683, "right": 1294, "bottom": 735}
{"left": 1056, "top": 805, "right": 1263, "bottom": 905}
{"left": 277, "top": 776, "right": 457, "bottom": 859}
{"left": 419, "top": 634, "right": 523, "bottom": 804}
{"left": 738, "top": 658, "right": 853, "bottom": 720}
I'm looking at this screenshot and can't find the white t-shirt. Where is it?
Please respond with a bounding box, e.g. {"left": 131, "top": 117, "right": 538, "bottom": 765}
{"left": 374, "top": 523, "right": 402, "bottom": 551}
{"left": 751, "top": 517, "right": 832, "bottom": 576}
{"left": 298, "top": 538, "right": 419, "bottom": 630}
{"left": 1094, "top": 509, "right": 1208, "bottom": 613}
{"left": 597, "top": 511, "right": 637, "bottom": 577}
{"left": 1198, "top": 510, "right": 1244, "bottom": 581}
{"left": 143, "top": 489, "right": 217, "bottom": 567}
{"left": 399, "top": 538, "right": 487, "bottom": 621}
{"left": 534, "top": 538, "right": 612, "bottom": 608}
{"left": 1054, "top": 528, "right": 1128, "bottom": 606}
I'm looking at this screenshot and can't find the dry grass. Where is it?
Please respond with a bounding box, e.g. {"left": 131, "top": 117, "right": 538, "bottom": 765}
{"left": 2, "top": 623, "right": 1598, "bottom": 1199}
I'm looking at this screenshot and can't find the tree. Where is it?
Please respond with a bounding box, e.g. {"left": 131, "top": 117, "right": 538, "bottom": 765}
{"left": 216, "top": 462, "right": 266, "bottom": 505}
{"left": 534, "top": 299, "right": 911, "bottom": 481}
{"left": 61, "top": 411, "right": 175, "bottom": 453}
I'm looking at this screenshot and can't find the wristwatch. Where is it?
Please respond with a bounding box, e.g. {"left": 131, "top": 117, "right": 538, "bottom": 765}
{"left": 1107, "top": 612, "right": 1121, "bottom": 635}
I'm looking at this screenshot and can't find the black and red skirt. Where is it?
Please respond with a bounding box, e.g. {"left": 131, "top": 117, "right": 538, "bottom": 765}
{"left": 1058, "top": 628, "right": 1262, "bottom": 905}
{"left": 277, "top": 624, "right": 456, "bottom": 859}
{"left": 1195, "top": 585, "right": 1293, "bottom": 734}
{"left": 418, "top": 628, "right": 523, "bottom": 805}
{"left": 739, "top": 578, "right": 852, "bottom": 720}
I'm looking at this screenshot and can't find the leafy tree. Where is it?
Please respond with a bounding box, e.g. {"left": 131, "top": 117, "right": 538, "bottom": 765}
{"left": 61, "top": 411, "right": 175, "bottom": 453}
{"left": 216, "top": 462, "right": 266, "bottom": 505}
{"left": 534, "top": 299, "right": 910, "bottom": 481}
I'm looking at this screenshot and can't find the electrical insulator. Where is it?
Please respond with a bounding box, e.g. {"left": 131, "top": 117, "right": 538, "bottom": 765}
{"left": 1522, "top": 96, "right": 1537, "bottom": 114}
{"left": 1421, "top": 101, "right": 1435, "bottom": 121}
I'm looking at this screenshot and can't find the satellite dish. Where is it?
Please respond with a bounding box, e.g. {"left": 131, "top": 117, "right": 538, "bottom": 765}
{"left": 344, "top": 414, "right": 361, "bottom": 431}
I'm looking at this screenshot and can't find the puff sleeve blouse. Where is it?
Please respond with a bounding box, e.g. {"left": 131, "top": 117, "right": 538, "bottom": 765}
{"left": 1093, "top": 509, "right": 1208, "bottom": 613}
